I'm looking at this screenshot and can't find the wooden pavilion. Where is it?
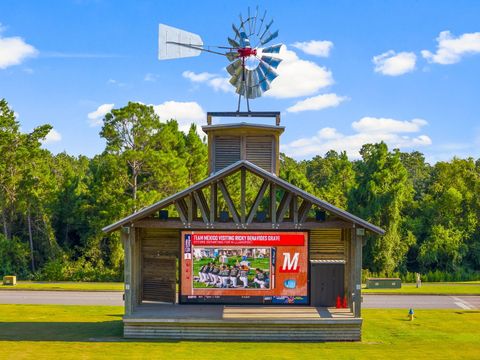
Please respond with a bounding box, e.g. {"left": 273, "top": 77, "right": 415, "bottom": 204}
{"left": 103, "top": 112, "right": 384, "bottom": 341}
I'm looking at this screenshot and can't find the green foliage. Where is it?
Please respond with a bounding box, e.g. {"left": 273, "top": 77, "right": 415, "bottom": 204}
{"left": 305, "top": 150, "right": 356, "bottom": 208}
{"left": 35, "top": 256, "right": 121, "bottom": 282}
{"left": 0, "top": 235, "right": 30, "bottom": 278}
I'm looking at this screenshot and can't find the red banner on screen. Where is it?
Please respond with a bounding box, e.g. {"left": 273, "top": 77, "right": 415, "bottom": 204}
{"left": 190, "top": 232, "right": 304, "bottom": 246}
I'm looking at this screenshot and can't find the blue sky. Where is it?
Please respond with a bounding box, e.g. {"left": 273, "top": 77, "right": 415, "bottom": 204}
{"left": 1, "top": 0, "right": 479, "bottom": 162}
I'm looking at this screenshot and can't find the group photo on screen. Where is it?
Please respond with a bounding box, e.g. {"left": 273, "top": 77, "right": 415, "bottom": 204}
{"left": 192, "top": 248, "right": 271, "bottom": 289}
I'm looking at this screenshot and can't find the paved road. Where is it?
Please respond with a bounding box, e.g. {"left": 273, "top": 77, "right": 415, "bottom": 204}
{"left": 0, "top": 291, "right": 478, "bottom": 309}
{"left": 362, "top": 294, "right": 479, "bottom": 310}
{"left": 0, "top": 290, "right": 124, "bottom": 306}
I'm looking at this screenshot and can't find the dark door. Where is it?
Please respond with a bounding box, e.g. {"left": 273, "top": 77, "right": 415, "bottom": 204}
{"left": 310, "top": 263, "right": 344, "bottom": 307}
{"left": 142, "top": 256, "right": 176, "bottom": 303}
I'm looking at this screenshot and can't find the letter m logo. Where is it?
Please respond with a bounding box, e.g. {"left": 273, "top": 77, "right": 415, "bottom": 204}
{"left": 280, "top": 252, "right": 300, "bottom": 273}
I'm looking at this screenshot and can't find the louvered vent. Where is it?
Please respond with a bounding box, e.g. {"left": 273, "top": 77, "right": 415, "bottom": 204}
{"left": 214, "top": 136, "right": 241, "bottom": 172}
{"left": 310, "top": 229, "right": 345, "bottom": 261}
{"left": 246, "top": 136, "right": 274, "bottom": 172}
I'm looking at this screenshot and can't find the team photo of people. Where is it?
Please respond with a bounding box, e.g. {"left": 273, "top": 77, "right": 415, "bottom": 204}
{"left": 192, "top": 248, "right": 271, "bottom": 289}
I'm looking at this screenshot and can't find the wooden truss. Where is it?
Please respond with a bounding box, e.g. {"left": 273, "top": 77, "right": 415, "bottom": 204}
{"left": 134, "top": 165, "right": 349, "bottom": 230}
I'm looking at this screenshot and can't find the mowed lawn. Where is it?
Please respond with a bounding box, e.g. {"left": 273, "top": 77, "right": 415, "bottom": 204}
{"left": 362, "top": 281, "right": 480, "bottom": 295}
{"left": 0, "top": 305, "right": 479, "bottom": 359}
{"left": 0, "top": 281, "right": 123, "bottom": 292}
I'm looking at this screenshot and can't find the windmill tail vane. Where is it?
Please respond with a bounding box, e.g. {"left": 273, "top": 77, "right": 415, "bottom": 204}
{"left": 158, "top": 7, "right": 283, "bottom": 112}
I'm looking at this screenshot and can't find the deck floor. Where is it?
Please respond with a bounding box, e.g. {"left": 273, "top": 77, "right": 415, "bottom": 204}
{"left": 126, "top": 303, "right": 355, "bottom": 322}
{"left": 123, "top": 304, "right": 361, "bottom": 341}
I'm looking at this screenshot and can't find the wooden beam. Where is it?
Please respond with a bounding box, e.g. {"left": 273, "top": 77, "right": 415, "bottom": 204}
{"left": 298, "top": 200, "right": 312, "bottom": 224}
{"left": 133, "top": 218, "right": 353, "bottom": 230}
{"left": 276, "top": 191, "right": 292, "bottom": 223}
{"left": 210, "top": 183, "right": 217, "bottom": 223}
{"left": 218, "top": 179, "right": 240, "bottom": 224}
{"left": 246, "top": 180, "right": 268, "bottom": 225}
{"left": 187, "top": 194, "right": 193, "bottom": 224}
{"left": 270, "top": 183, "right": 277, "bottom": 225}
{"left": 292, "top": 196, "right": 298, "bottom": 224}
{"left": 240, "top": 168, "right": 246, "bottom": 224}
{"left": 193, "top": 190, "right": 209, "bottom": 224}
{"left": 174, "top": 200, "right": 187, "bottom": 224}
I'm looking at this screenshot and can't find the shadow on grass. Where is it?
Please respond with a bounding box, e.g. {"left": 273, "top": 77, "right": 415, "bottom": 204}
{"left": 0, "top": 321, "right": 124, "bottom": 342}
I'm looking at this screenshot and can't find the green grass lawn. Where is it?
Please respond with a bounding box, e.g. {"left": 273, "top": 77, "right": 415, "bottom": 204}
{"left": 0, "top": 305, "right": 478, "bottom": 359}
{"left": 0, "top": 281, "right": 123, "bottom": 292}
{"left": 362, "top": 281, "right": 480, "bottom": 295}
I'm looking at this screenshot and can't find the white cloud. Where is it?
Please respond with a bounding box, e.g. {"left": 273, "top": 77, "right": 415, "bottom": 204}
{"left": 107, "top": 79, "right": 125, "bottom": 87}
{"left": 265, "top": 45, "right": 333, "bottom": 98}
{"left": 373, "top": 50, "right": 416, "bottom": 76}
{"left": 287, "top": 93, "right": 347, "bottom": 113}
{"left": 182, "top": 70, "right": 234, "bottom": 93}
{"left": 422, "top": 30, "right": 480, "bottom": 65}
{"left": 152, "top": 100, "right": 206, "bottom": 134}
{"left": 182, "top": 71, "right": 216, "bottom": 82}
{"left": 208, "top": 76, "right": 232, "bottom": 93}
{"left": 88, "top": 103, "right": 114, "bottom": 127}
{"left": 44, "top": 128, "right": 62, "bottom": 143}
{"left": 282, "top": 116, "right": 431, "bottom": 159}
{"left": 182, "top": 46, "right": 333, "bottom": 99}
{"left": 144, "top": 73, "right": 158, "bottom": 82}
{"left": 352, "top": 117, "right": 427, "bottom": 133}
{"left": 0, "top": 25, "right": 38, "bottom": 69}
{"left": 291, "top": 40, "right": 333, "bottom": 57}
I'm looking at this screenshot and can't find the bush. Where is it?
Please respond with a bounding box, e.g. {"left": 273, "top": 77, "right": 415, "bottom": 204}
{"left": 35, "top": 256, "right": 122, "bottom": 282}
{"left": 0, "top": 235, "right": 31, "bottom": 278}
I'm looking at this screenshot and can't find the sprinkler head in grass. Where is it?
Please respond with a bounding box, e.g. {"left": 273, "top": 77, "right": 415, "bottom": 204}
{"left": 408, "top": 308, "right": 414, "bottom": 321}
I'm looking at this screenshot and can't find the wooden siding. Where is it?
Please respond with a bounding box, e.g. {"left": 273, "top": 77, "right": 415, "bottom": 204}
{"left": 141, "top": 229, "right": 179, "bottom": 303}
{"left": 214, "top": 136, "right": 241, "bottom": 172}
{"left": 310, "top": 229, "right": 345, "bottom": 261}
{"left": 246, "top": 136, "right": 274, "bottom": 172}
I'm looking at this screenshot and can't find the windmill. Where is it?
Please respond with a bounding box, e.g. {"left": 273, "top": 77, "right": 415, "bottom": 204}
{"left": 158, "top": 7, "right": 282, "bottom": 112}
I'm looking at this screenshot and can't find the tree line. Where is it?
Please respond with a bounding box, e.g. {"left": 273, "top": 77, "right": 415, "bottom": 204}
{"left": 1, "top": 99, "right": 479, "bottom": 281}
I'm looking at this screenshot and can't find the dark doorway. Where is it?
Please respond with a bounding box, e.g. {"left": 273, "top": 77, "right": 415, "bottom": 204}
{"left": 142, "top": 256, "right": 176, "bottom": 303}
{"left": 310, "top": 263, "right": 344, "bottom": 307}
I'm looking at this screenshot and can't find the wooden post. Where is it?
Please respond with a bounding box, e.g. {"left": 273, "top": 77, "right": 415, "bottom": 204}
{"left": 218, "top": 180, "right": 240, "bottom": 224}
{"left": 246, "top": 180, "right": 268, "bottom": 225}
{"left": 210, "top": 183, "right": 217, "bottom": 224}
{"left": 353, "top": 228, "right": 363, "bottom": 318}
{"left": 122, "top": 226, "right": 134, "bottom": 316}
{"left": 270, "top": 183, "right": 276, "bottom": 226}
{"left": 240, "top": 168, "right": 246, "bottom": 225}
{"left": 187, "top": 194, "right": 193, "bottom": 225}
{"left": 292, "top": 196, "right": 298, "bottom": 225}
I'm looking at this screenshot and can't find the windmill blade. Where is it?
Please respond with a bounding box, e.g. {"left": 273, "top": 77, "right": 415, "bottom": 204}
{"left": 239, "top": 31, "right": 251, "bottom": 48}
{"left": 228, "top": 37, "right": 240, "bottom": 48}
{"left": 227, "top": 59, "right": 242, "bottom": 76}
{"left": 259, "top": 19, "right": 274, "bottom": 40}
{"left": 260, "top": 30, "right": 279, "bottom": 45}
{"left": 262, "top": 44, "right": 282, "bottom": 54}
{"left": 261, "top": 54, "right": 282, "bottom": 69}
{"left": 159, "top": 24, "right": 204, "bottom": 60}
{"left": 226, "top": 51, "right": 239, "bottom": 62}
{"left": 232, "top": 24, "right": 241, "bottom": 40}
{"left": 255, "top": 66, "right": 271, "bottom": 93}
{"left": 259, "top": 61, "right": 279, "bottom": 83}
{"left": 256, "top": 10, "right": 267, "bottom": 36}
{"left": 246, "top": 70, "right": 261, "bottom": 99}
{"left": 252, "top": 6, "right": 259, "bottom": 35}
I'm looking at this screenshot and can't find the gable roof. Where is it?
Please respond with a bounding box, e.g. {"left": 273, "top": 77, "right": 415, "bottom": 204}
{"left": 102, "top": 160, "right": 385, "bottom": 235}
